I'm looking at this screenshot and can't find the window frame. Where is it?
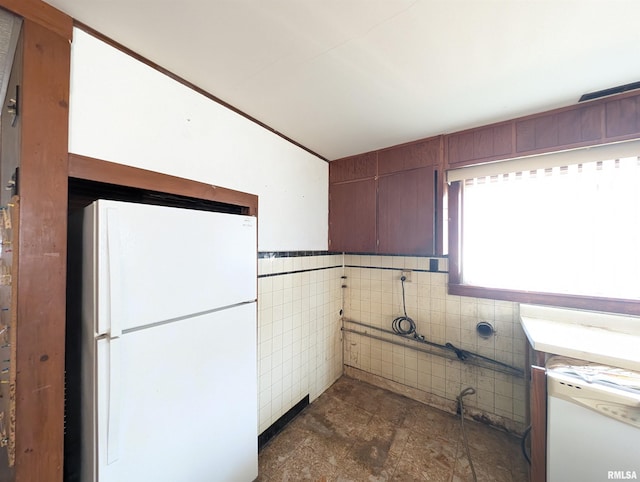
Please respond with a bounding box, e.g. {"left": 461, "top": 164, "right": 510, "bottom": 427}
{"left": 447, "top": 179, "right": 640, "bottom": 316}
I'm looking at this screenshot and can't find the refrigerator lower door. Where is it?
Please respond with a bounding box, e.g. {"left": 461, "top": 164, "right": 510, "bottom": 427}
{"left": 93, "top": 303, "right": 258, "bottom": 482}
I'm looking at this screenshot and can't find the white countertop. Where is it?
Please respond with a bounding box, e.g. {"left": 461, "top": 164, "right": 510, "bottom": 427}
{"left": 520, "top": 304, "right": 640, "bottom": 372}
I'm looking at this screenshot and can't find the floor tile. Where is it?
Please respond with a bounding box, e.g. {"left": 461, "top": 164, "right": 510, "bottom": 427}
{"left": 258, "top": 376, "right": 529, "bottom": 482}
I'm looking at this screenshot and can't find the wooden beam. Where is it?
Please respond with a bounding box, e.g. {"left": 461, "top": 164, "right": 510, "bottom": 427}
{"left": 0, "top": 0, "right": 72, "bottom": 41}
{"left": 69, "top": 153, "right": 259, "bottom": 216}
{"left": 14, "top": 18, "right": 70, "bottom": 482}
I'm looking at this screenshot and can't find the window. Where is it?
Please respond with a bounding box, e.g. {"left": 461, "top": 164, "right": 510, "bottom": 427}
{"left": 447, "top": 140, "right": 640, "bottom": 314}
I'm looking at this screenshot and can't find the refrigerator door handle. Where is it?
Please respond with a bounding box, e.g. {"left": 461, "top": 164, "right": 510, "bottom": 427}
{"left": 106, "top": 208, "right": 123, "bottom": 338}
{"left": 106, "top": 336, "right": 122, "bottom": 465}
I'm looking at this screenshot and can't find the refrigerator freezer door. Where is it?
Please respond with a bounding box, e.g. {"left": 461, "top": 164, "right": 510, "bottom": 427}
{"left": 94, "top": 303, "right": 258, "bottom": 482}
{"left": 87, "top": 200, "right": 257, "bottom": 335}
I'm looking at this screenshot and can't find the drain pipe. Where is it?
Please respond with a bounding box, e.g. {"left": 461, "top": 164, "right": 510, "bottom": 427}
{"left": 342, "top": 319, "right": 524, "bottom": 378}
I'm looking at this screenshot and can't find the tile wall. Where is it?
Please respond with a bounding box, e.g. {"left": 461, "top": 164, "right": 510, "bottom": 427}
{"left": 342, "top": 254, "right": 528, "bottom": 433}
{"left": 257, "top": 252, "right": 343, "bottom": 434}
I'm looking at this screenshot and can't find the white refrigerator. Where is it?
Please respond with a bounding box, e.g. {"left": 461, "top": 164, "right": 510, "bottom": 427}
{"left": 79, "top": 199, "right": 258, "bottom": 482}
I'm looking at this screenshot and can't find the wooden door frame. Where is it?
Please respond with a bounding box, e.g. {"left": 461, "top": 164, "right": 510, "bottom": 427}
{"left": 0, "top": 2, "right": 71, "bottom": 481}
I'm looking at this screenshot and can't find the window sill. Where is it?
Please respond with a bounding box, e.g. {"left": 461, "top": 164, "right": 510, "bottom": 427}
{"left": 448, "top": 283, "right": 640, "bottom": 316}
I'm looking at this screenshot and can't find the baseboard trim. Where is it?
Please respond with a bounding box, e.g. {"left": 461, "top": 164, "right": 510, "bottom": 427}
{"left": 258, "top": 395, "right": 310, "bottom": 450}
{"left": 344, "top": 366, "right": 526, "bottom": 435}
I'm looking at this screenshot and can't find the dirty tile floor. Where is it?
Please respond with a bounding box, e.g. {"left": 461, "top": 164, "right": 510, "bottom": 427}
{"left": 257, "top": 376, "right": 529, "bottom": 481}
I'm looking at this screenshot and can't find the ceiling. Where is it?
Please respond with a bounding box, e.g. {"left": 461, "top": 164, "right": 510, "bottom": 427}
{"left": 43, "top": 0, "right": 640, "bottom": 161}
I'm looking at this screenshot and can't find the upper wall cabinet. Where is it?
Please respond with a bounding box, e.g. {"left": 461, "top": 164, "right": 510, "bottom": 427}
{"left": 377, "top": 166, "right": 435, "bottom": 255}
{"left": 447, "top": 122, "right": 512, "bottom": 167}
{"left": 329, "top": 151, "right": 377, "bottom": 183}
{"left": 329, "top": 137, "right": 441, "bottom": 255}
{"left": 515, "top": 103, "right": 601, "bottom": 153}
{"left": 330, "top": 91, "right": 640, "bottom": 256}
{"left": 445, "top": 91, "right": 640, "bottom": 169}
{"left": 378, "top": 138, "right": 440, "bottom": 174}
{"left": 605, "top": 94, "right": 640, "bottom": 138}
{"left": 329, "top": 177, "right": 377, "bottom": 253}
{"left": 329, "top": 152, "right": 378, "bottom": 253}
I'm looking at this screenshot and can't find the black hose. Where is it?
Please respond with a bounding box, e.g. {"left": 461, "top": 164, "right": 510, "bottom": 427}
{"left": 391, "top": 276, "right": 417, "bottom": 336}
{"left": 446, "top": 340, "right": 524, "bottom": 374}
{"left": 445, "top": 342, "right": 469, "bottom": 361}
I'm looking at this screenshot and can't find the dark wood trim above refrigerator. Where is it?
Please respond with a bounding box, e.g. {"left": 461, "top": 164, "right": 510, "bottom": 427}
{"left": 68, "top": 154, "right": 258, "bottom": 216}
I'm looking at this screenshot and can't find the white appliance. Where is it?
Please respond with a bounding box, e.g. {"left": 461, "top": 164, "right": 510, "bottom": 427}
{"left": 547, "top": 356, "right": 640, "bottom": 482}
{"left": 79, "top": 200, "right": 258, "bottom": 482}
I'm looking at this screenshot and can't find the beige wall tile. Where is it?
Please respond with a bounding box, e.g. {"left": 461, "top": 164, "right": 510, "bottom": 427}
{"left": 257, "top": 254, "right": 343, "bottom": 431}
{"left": 341, "top": 254, "right": 527, "bottom": 431}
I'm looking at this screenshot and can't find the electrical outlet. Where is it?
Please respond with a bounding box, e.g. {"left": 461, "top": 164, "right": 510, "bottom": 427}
{"left": 401, "top": 270, "right": 412, "bottom": 282}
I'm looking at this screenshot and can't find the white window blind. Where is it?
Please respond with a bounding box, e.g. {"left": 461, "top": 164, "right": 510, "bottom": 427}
{"left": 457, "top": 148, "right": 640, "bottom": 300}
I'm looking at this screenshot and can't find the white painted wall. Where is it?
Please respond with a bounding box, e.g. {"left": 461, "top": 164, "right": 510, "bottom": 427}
{"left": 68, "top": 28, "right": 328, "bottom": 252}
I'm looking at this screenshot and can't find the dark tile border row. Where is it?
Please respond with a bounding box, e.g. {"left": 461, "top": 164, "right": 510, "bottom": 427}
{"left": 344, "top": 265, "right": 448, "bottom": 274}
{"left": 258, "top": 265, "right": 343, "bottom": 278}
{"left": 257, "top": 251, "right": 449, "bottom": 260}
{"left": 343, "top": 252, "right": 449, "bottom": 259}
{"left": 344, "top": 263, "right": 448, "bottom": 274}
{"left": 258, "top": 250, "right": 341, "bottom": 259}
{"left": 257, "top": 263, "right": 447, "bottom": 278}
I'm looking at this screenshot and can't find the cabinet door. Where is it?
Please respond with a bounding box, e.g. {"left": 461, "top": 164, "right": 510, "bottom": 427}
{"left": 329, "top": 179, "right": 376, "bottom": 253}
{"left": 377, "top": 167, "right": 435, "bottom": 255}
{"left": 329, "top": 152, "right": 377, "bottom": 183}
{"left": 378, "top": 137, "right": 440, "bottom": 175}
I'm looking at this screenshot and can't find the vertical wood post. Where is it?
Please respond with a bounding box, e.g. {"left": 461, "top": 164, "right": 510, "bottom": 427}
{"left": 530, "top": 365, "right": 547, "bottom": 482}
{"left": 13, "top": 17, "right": 70, "bottom": 482}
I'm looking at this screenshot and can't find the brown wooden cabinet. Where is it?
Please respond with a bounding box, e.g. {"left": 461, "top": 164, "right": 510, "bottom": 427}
{"left": 328, "top": 152, "right": 378, "bottom": 253}
{"left": 445, "top": 90, "right": 640, "bottom": 170}
{"left": 329, "top": 137, "right": 440, "bottom": 255}
{"left": 378, "top": 138, "right": 440, "bottom": 174}
{"left": 329, "top": 178, "right": 377, "bottom": 252}
{"left": 447, "top": 122, "right": 512, "bottom": 167}
{"left": 329, "top": 151, "right": 377, "bottom": 183}
{"left": 377, "top": 167, "right": 435, "bottom": 255}
{"left": 515, "top": 103, "right": 602, "bottom": 153}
